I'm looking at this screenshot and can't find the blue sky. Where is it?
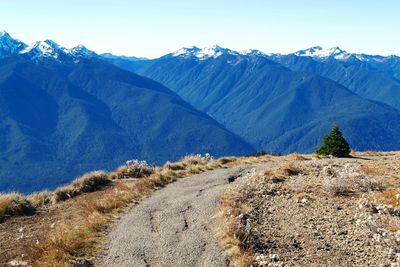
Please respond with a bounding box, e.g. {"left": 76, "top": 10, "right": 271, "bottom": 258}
{"left": 1, "top": 0, "right": 399, "bottom": 58}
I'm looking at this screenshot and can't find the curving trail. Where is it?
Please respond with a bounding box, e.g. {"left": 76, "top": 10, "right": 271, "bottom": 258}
{"left": 99, "top": 163, "right": 273, "bottom": 267}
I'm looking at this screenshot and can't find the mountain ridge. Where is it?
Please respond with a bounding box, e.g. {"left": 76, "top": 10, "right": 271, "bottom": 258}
{"left": 127, "top": 52, "right": 400, "bottom": 153}
{"left": 0, "top": 56, "right": 254, "bottom": 193}
{"left": 2, "top": 31, "right": 400, "bottom": 192}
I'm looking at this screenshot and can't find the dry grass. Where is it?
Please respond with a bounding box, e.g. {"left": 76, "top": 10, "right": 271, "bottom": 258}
{"left": 388, "top": 224, "right": 400, "bottom": 233}
{"left": 263, "top": 161, "right": 301, "bottom": 184}
{"left": 217, "top": 157, "right": 238, "bottom": 165}
{"left": 33, "top": 180, "right": 147, "bottom": 266}
{"left": 53, "top": 171, "right": 110, "bottom": 202}
{"left": 164, "top": 161, "right": 187, "bottom": 170}
{"left": 110, "top": 164, "right": 154, "bottom": 180}
{"left": 277, "top": 161, "right": 301, "bottom": 176}
{"left": 0, "top": 193, "right": 35, "bottom": 222}
{"left": 323, "top": 164, "right": 385, "bottom": 196}
{"left": 0, "top": 153, "right": 276, "bottom": 265}
{"left": 372, "top": 190, "right": 400, "bottom": 208}
{"left": 164, "top": 155, "right": 212, "bottom": 171}
{"left": 359, "top": 164, "right": 386, "bottom": 176}
{"left": 215, "top": 187, "right": 255, "bottom": 267}
{"left": 34, "top": 222, "right": 97, "bottom": 266}
{"left": 28, "top": 191, "right": 52, "bottom": 208}
{"left": 351, "top": 151, "right": 399, "bottom": 157}
{"left": 285, "top": 153, "right": 310, "bottom": 161}
{"left": 32, "top": 154, "right": 264, "bottom": 266}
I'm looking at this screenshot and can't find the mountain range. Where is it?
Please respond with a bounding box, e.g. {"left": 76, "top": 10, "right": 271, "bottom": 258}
{"left": 1, "top": 31, "right": 400, "bottom": 192}
{"left": 109, "top": 46, "right": 400, "bottom": 152}
{"left": 0, "top": 32, "right": 253, "bottom": 193}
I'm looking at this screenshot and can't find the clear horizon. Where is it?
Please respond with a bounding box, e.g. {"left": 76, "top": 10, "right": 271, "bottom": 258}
{"left": 1, "top": 0, "right": 399, "bottom": 58}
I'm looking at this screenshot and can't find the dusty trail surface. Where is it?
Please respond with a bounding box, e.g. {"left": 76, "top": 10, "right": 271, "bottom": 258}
{"left": 100, "top": 163, "right": 274, "bottom": 267}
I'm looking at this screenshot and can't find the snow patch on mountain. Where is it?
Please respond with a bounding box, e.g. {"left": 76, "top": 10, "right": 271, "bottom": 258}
{"left": 20, "top": 40, "right": 97, "bottom": 60}
{"left": 0, "top": 31, "right": 27, "bottom": 57}
{"left": 294, "top": 46, "right": 351, "bottom": 60}
{"left": 240, "top": 49, "right": 267, "bottom": 57}
{"left": 289, "top": 46, "right": 400, "bottom": 63}
{"left": 21, "top": 40, "right": 65, "bottom": 59}
{"left": 171, "top": 45, "right": 241, "bottom": 60}
{"left": 67, "top": 45, "right": 97, "bottom": 58}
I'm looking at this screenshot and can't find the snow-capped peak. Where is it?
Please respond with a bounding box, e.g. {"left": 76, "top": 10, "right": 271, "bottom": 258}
{"left": 0, "top": 30, "right": 11, "bottom": 38}
{"left": 20, "top": 40, "right": 66, "bottom": 59}
{"left": 172, "top": 46, "right": 201, "bottom": 56}
{"left": 0, "top": 31, "right": 27, "bottom": 57}
{"left": 67, "top": 45, "right": 97, "bottom": 57}
{"left": 171, "top": 45, "right": 239, "bottom": 60}
{"left": 198, "top": 45, "right": 238, "bottom": 58}
{"left": 0, "top": 31, "right": 97, "bottom": 61}
{"left": 240, "top": 49, "right": 267, "bottom": 57}
{"left": 294, "top": 46, "right": 349, "bottom": 59}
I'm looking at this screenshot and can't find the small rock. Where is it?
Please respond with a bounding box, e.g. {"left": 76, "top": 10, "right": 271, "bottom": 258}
{"left": 269, "top": 254, "right": 279, "bottom": 261}
{"left": 8, "top": 260, "right": 28, "bottom": 266}
{"left": 338, "top": 230, "right": 348, "bottom": 236}
{"left": 70, "top": 259, "right": 93, "bottom": 267}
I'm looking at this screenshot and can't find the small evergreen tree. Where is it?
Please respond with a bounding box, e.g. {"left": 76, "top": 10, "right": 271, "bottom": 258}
{"left": 316, "top": 125, "right": 350, "bottom": 157}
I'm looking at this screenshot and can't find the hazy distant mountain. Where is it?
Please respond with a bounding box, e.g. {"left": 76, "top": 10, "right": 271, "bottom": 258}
{"left": 0, "top": 55, "right": 253, "bottom": 193}
{"left": 120, "top": 46, "right": 400, "bottom": 153}
{"left": 100, "top": 53, "right": 148, "bottom": 73}
{"left": 268, "top": 47, "right": 400, "bottom": 110}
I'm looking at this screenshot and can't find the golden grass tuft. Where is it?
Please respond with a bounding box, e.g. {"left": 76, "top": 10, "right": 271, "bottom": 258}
{"left": 285, "top": 153, "right": 309, "bottom": 161}
{"left": 163, "top": 161, "right": 187, "bottom": 171}
{"left": 215, "top": 187, "right": 256, "bottom": 267}
{"left": 263, "top": 161, "right": 301, "bottom": 184}
{"left": 28, "top": 191, "right": 52, "bottom": 208}
{"left": 277, "top": 162, "right": 301, "bottom": 176}
{"left": 218, "top": 157, "right": 238, "bottom": 165}
{"left": 373, "top": 190, "right": 400, "bottom": 208}
{"left": 0, "top": 193, "right": 35, "bottom": 221}
{"left": 181, "top": 155, "right": 208, "bottom": 165}
{"left": 33, "top": 222, "right": 97, "bottom": 266}
{"left": 388, "top": 224, "right": 400, "bottom": 233}
{"left": 359, "top": 164, "right": 386, "bottom": 177}
{"left": 351, "top": 151, "right": 398, "bottom": 157}
{"left": 110, "top": 164, "right": 154, "bottom": 180}
{"left": 53, "top": 171, "right": 110, "bottom": 202}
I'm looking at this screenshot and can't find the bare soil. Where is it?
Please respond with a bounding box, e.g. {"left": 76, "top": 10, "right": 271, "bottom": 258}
{"left": 226, "top": 155, "right": 400, "bottom": 266}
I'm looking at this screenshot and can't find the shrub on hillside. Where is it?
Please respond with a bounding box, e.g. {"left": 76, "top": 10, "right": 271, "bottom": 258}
{"left": 316, "top": 125, "right": 351, "bottom": 157}
{"left": 182, "top": 153, "right": 213, "bottom": 165}
{"left": 0, "top": 193, "right": 35, "bottom": 221}
{"left": 164, "top": 154, "right": 213, "bottom": 171}
{"left": 54, "top": 171, "right": 110, "bottom": 202}
{"left": 111, "top": 160, "right": 154, "bottom": 179}
{"left": 28, "top": 191, "right": 52, "bottom": 207}
{"left": 323, "top": 164, "right": 384, "bottom": 195}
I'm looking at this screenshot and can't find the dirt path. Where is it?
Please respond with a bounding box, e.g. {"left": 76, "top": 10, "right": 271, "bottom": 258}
{"left": 98, "top": 163, "right": 274, "bottom": 267}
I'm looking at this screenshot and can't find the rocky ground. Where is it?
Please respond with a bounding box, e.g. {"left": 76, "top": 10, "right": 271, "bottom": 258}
{"left": 221, "top": 154, "right": 400, "bottom": 267}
